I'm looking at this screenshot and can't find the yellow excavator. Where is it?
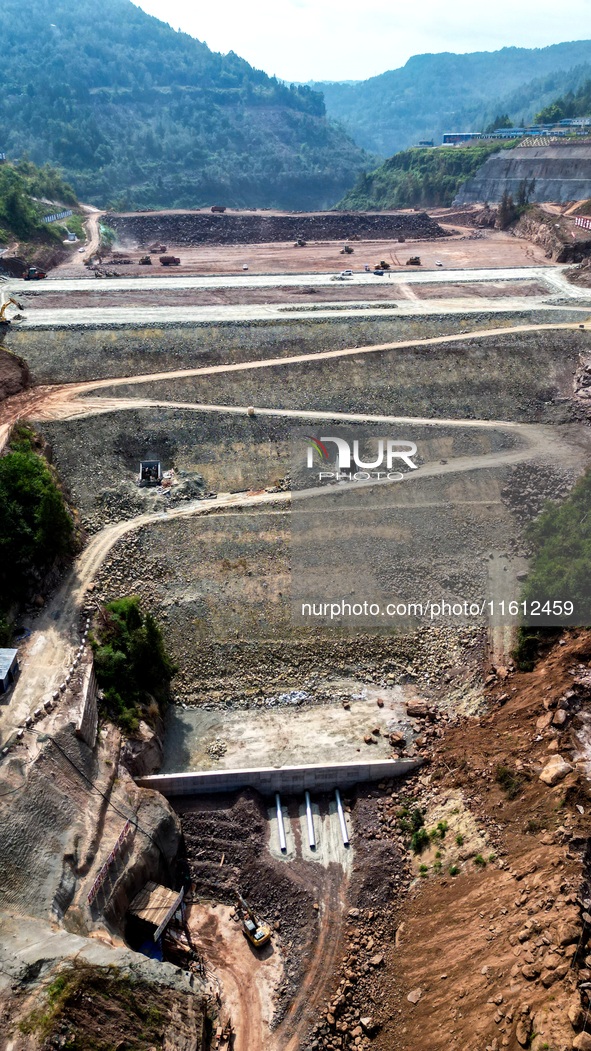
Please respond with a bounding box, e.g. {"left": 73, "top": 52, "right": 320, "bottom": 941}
{"left": 0, "top": 294, "right": 24, "bottom": 325}
{"left": 236, "top": 893, "right": 271, "bottom": 949}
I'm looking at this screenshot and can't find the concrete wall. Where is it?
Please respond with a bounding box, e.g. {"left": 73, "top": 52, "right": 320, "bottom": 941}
{"left": 136, "top": 757, "right": 421, "bottom": 796}
{"left": 74, "top": 662, "right": 98, "bottom": 748}
{"left": 455, "top": 145, "right": 591, "bottom": 205}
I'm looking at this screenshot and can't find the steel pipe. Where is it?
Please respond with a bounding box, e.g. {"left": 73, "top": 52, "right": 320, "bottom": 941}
{"left": 304, "top": 790, "right": 316, "bottom": 849}
{"left": 275, "top": 792, "right": 287, "bottom": 852}
{"left": 335, "top": 788, "right": 350, "bottom": 846}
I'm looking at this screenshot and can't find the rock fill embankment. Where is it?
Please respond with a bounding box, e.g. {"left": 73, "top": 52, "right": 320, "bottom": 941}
{"left": 104, "top": 210, "right": 447, "bottom": 246}
{"left": 455, "top": 144, "right": 591, "bottom": 206}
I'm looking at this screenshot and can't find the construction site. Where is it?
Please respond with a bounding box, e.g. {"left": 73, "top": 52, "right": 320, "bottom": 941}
{"left": 1, "top": 203, "right": 591, "bottom": 1051}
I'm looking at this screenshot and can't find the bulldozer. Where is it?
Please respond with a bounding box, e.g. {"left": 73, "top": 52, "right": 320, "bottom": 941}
{"left": 236, "top": 893, "right": 271, "bottom": 949}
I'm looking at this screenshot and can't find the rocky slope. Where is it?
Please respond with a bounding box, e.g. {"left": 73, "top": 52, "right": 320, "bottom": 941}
{"left": 305, "top": 631, "right": 591, "bottom": 1051}
{"left": 0, "top": 346, "right": 29, "bottom": 404}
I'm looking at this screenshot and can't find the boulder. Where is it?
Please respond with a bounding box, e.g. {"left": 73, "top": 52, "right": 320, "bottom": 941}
{"left": 406, "top": 701, "right": 430, "bottom": 718}
{"left": 407, "top": 988, "right": 422, "bottom": 1004}
{"left": 120, "top": 720, "right": 164, "bottom": 776}
{"left": 539, "top": 755, "right": 573, "bottom": 786}
{"left": 573, "top": 1034, "right": 591, "bottom": 1051}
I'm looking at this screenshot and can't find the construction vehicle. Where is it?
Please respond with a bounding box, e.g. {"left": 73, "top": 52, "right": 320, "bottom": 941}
{"left": 340, "top": 245, "right": 354, "bottom": 254}
{"left": 214, "top": 1018, "right": 234, "bottom": 1049}
{"left": 139, "top": 255, "right": 152, "bottom": 265}
{"left": 0, "top": 294, "right": 24, "bottom": 324}
{"left": 374, "top": 260, "right": 390, "bottom": 270}
{"left": 236, "top": 893, "right": 271, "bottom": 949}
{"left": 159, "top": 255, "right": 180, "bottom": 266}
{"left": 23, "top": 266, "right": 47, "bottom": 280}
{"left": 211, "top": 205, "right": 226, "bottom": 213}
{"left": 406, "top": 256, "right": 422, "bottom": 266}
{"left": 148, "top": 243, "right": 167, "bottom": 253}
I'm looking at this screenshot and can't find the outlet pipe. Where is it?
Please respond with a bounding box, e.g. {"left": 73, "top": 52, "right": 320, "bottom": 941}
{"left": 335, "top": 788, "right": 350, "bottom": 846}
{"left": 305, "top": 790, "right": 316, "bottom": 850}
{"left": 275, "top": 792, "right": 287, "bottom": 853}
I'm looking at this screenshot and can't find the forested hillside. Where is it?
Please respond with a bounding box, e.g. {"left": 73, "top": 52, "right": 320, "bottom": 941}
{"left": 314, "top": 41, "right": 591, "bottom": 157}
{"left": 339, "top": 143, "right": 515, "bottom": 210}
{"left": 0, "top": 0, "right": 368, "bottom": 210}
{"left": 536, "top": 78, "right": 591, "bottom": 122}
{"left": 0, "top": 160, "right": 78, "bottom": 245}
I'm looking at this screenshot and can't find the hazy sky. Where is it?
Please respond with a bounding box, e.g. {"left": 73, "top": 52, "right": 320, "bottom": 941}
{"left": 133, "top": 0, "right": 591, "bottom": 81}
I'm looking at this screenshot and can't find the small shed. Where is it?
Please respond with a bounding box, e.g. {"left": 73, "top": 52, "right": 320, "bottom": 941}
{"left": 138, "top": 461, "right": 162, "bottom": 486}
{"left": 128, "top": 881, "right": 184, "bottom": 942}
{"left": 0, "top": 649, "right": 19, "bottom": 695}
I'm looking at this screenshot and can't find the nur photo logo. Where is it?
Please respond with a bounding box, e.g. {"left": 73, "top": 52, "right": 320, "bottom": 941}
{"left": 305, "top": 435, "right": 419, "bottom": 481}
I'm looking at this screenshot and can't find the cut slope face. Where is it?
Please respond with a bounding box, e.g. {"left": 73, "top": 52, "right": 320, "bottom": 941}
{"left": 455, "top": 144, "right": 591, "bottom": 205}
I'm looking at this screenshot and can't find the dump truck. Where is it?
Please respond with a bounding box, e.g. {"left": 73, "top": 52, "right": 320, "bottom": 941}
{"left": 23, "top": 266, "right": 47, "bottom": 280}
{"left": 211, "top": 205, "right": 226, "bottom": 213}
{"left": 159, "top": 255, "right": 181, "bottom": 266}
{"left": 236, "top": 893, "right": 271, "bottom": 949}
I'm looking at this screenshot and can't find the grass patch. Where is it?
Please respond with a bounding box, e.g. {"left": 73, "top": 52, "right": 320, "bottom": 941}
{"left": 411, "top": 827, "right": 430, "bottom": 855}
{"left": 18, "top": 965, "right": 186, "bottom": 1049}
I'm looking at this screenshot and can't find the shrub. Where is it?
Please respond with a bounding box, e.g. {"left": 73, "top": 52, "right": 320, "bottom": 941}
{"left": 474, "top": 854, "right": 487, "bottom": 867}
{"left": 456, "top": 833, "right": 464, "bottom": 846}
{"left": 0, "top": 434, "right": 75, "bottom": 616}
{"left": 92, "top": 596, "right": 177, "bottom": 734}
{"left": 449, "top": 864, "right": 459, "bottom": 876}
{"left": 411, "top": 827, "right": 430, "bottom": 855}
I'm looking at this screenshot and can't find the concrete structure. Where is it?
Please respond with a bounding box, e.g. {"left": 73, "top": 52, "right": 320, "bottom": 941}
{"left": 74, "top": 660, "right": 98, "bottom": 747}
{"left": 0, "top": 650, "right": 19, "bottom": 695}
{"left": 136, "top": 757, "right": 421, "bottom": 797}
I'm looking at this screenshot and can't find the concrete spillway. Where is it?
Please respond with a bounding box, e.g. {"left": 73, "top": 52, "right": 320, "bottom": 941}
{"left": 135, "top": 757, "right": 421, "bottom": 796}
{"left": 455, "top": 145, "right": 591, "bottom": 205}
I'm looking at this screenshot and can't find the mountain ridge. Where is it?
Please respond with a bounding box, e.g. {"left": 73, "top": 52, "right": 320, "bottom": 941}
{"left": 0, "top": 0, "right": 368, "bottom": 210}
{"left": 310, "top": 40, "right": 591, "bottom": 156}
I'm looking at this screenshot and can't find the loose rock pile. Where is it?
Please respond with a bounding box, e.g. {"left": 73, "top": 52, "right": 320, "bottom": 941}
{"left": 104, "top": 211, "right": 447, "bottom": 248}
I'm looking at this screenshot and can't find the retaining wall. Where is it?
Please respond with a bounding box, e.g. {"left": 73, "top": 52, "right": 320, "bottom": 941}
{"left": 74, "top": 661, "right": 98, "bottom": 748}
{"left": 136, "top": 757, "right": 421, "bottom": 796}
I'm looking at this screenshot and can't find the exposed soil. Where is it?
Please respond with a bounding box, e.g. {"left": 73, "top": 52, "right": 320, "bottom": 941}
{"left": 51, "top": 228, "right": 551, "bottom": 279}
{"left": 19, "top": 278, "right": 550, "bottom": 311}
{"left": 298, "top": 632, "right": 591, "bottom": 1051}
{"left": 0, "top": 345, "right": 29, "bottom": 403}
{"left": 411, "top": 280, "right": 547, "bottom": 299}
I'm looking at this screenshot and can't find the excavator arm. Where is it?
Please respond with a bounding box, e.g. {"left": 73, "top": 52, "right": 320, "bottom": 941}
{"left": 0, "top": 295, "right": 24, "bottom": 323}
